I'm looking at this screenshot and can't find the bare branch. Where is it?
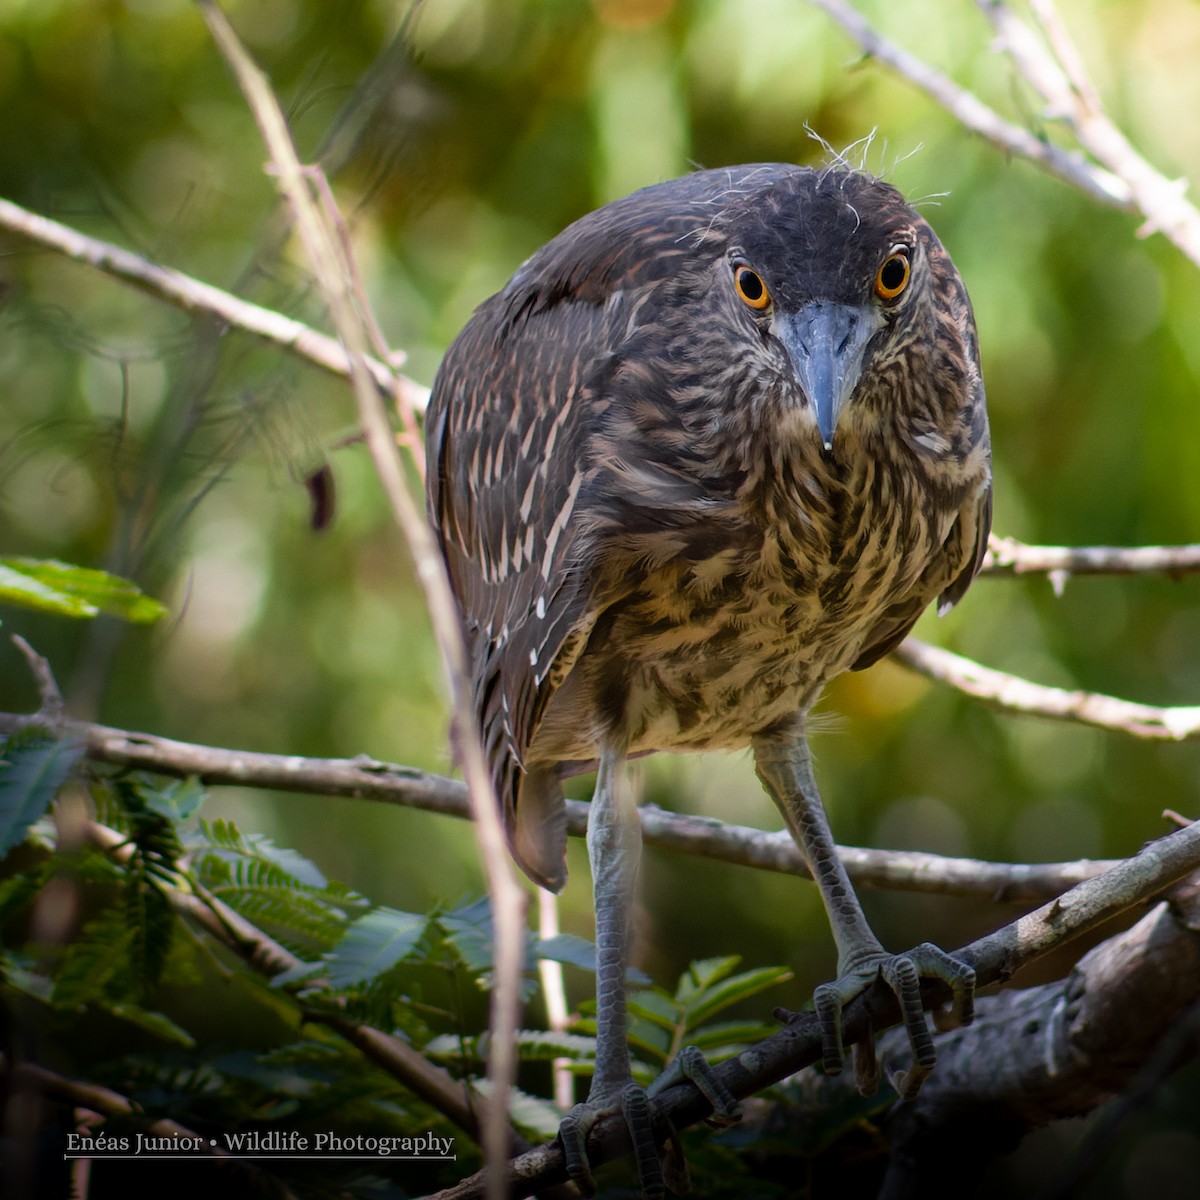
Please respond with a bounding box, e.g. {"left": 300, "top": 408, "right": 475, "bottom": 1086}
{"left": 196, "top": 7, "right": 523, "bottom": 1194}
{"left": 0, "top": 195, "right": 428, "bottom": 411}
{"left": 0, "top": 708, "right": 1117, "bottom": 902}
{"left": 805, "top": 0, "right": 1130, "bottom": 206}
{"left": 430, "top": 817, "right": 1200, "bottom": 1199}
{"left": 9, "top": 635, "right": 64, "bottom": 719}
{"left": 808, "top": 0, "right": 1200, "bottom": 271}
{"left": 977, "top": 0, "right": 1200, "bottom": 267}
{"left": 895, "top": 638, "right": 1200, "bottom": 741}
{"left": 983, "top": 535, "right": 1200, "bottom": 580}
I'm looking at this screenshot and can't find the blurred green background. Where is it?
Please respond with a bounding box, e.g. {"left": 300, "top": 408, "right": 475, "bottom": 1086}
{"left": 1, "top": 0, "right": 1198, "bottom": 1193}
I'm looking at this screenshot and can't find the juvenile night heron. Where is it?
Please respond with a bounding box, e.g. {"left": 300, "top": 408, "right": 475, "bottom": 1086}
{"left": 426, "top": 163, "right": 992, "bottom": 1193}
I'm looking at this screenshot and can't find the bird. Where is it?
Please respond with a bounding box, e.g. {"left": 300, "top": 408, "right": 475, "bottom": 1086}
{"left": 425, "top": 162, "right": 992, "bottom": 1195}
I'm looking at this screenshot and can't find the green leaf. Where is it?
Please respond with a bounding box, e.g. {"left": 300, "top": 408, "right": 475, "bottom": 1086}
{"left": 51, "top": 907, "right": 138, "bottom": 1008}
{"left": 0, "top": 558, "right": 167, "bottom": 623}
{"left": 0, "top": 730, "right": 85, "bottom": 857}
{"left": 108, "top": 1003, "right": 196, "bottom": 1047}
{"left": 505, "top": 1084, "right": 566, "bottom": 1138}
{"left": 325, "top": 907, "right": 427, "bottom": 987}
{"left": 0, "top": 563, "right": 96, "bottom": 617}
{"left": 681, "top": 965, "right": 793, "bottom": 1028}
{"left": 534, "top": 933, "right": 596, "bottom": 972}
{"left": 677, "top": 955, "right": 742, "bottom": 1001}
{"left": 625, "top": 988, "right": 678, "bottom": 1032}
{"left": 437, "top": 897, "right": 494, "bottom": 973}
{"left": 195, "top": 821, "right": 329, "bottom": 890}
{"left": 141, "top": 777, "right": 206, "bottom": 823}
{"left": 124, "top": 856, "right": 175, "bottom": 995}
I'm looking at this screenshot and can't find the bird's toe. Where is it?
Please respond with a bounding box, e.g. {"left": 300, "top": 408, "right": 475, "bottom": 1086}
{"left": 812, "top": 943, "right": 976, "bottom": 1097}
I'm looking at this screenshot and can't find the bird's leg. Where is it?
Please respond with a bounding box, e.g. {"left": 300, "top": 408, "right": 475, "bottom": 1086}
{"left": 559, "top": 748, "right": 739, "bottom": 1198}
{"left": 752, "top": 720, "right": 975, "bottom": 1098}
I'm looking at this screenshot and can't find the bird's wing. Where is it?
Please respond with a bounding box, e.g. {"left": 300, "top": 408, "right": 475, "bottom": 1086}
{"left": 427, "top": 295, "right": 610, "bottom": 883}
{"left": 850, "top": 472, "right": 993, "bottom": 671}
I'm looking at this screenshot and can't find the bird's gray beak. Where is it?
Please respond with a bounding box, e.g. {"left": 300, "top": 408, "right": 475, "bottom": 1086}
{"left": 775, "top": 302, "right": 882, "bottom": 450}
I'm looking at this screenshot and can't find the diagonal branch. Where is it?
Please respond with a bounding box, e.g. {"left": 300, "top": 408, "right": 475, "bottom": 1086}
{"left": 0, "top": 195, "right": 427, "bottom": 411}
{"left": 430, "top": 816, "right": 1200, "bottom": 1199}
{"left": 896, "top": 638, "right": 1200, "bottom": 741}
{"left": 739, "top": 882, "right": 1200, "bottom": 1194}
{"left": 808, "top": 0, "right": 1200, "bottom": 271}
{"left": 805, "top": 0, "right": 1129, "bottom": 206}
{"left": 195, "top": 8, "right": 524, "bottom": 1197}
{"left": 977, "top": 0, "right": 1200, "bottom": 266}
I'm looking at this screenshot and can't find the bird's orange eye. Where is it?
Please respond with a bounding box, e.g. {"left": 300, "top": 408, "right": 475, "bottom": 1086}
{"left": 734, "top": 264, "right": 771, "bottom": 310}
{"left": 874, "top": 251, "right": 910, "bottom": 301}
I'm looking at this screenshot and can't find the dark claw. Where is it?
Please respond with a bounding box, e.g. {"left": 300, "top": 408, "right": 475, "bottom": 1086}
{"left": 851, "top": 1017, "right": 879, "bottom": 1096}
{"left": 559, "top": 1106, "right": 598, "bottom": 1196}
{"left": 621, "top": 1086, "right": 665, "bottom": 1200}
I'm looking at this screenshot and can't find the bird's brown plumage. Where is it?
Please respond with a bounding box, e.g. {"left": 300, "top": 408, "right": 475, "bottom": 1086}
{"left": 427, "top": 164, "right": 992, "bottom": 891}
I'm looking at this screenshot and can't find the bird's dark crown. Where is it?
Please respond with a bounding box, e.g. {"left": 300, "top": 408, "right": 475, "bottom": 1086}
{"left": 718, "top": 169, "right": 925, "bottom": 311}
{"left": 501, "top": 165, "right": 932, "bottom": 320}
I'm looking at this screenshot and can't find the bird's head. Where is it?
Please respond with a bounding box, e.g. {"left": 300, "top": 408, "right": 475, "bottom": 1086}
{"left": 705, "top": 168, "right": 977, "bottom": 461}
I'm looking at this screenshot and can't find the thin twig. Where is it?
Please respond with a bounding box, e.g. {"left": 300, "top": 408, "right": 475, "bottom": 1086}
{"left": 195, "top": 8, "right": 524, "bottom": 1196}
{"left": 976, "top": 0, "right": 1200, "bottom": 266}
{"left": 982, "top": 535, "right": 1200, "bottom": 580}
{"left": 896, "top": 638, "right": 1200, "bottom": 741}
{"left": 0, "top": 195, "right": 428, "bottom": 411}
{"left": 805, "top": 0, "right": 1130, "bottom": 206}
{"left": 808, "top": 0, "right": 1200, "bottom": 270}
{"left": 0, "top": 708, "right": 1119, "bottom": 901}
{"left": 9, "top": 635, "right": 65, "bottom": 719}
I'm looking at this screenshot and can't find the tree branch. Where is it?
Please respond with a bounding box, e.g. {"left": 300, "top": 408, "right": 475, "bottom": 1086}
{"left": 195, "top": 10, "right": 524, "bottom": 1196}
{"left": 805, "top": 0, "right": 1130, "bottom": 206}
{"left": 0, "top": 707, "right": 1118, "bottom": 902}
{"left": 808, "top": 0, "right": 1200, "bottom": 270}
{"left": 896, "top": 638, "right": 1200, "bottom": 741}
{"left": 0, "top": 195, "right": 428, "bottom": 412}
{"left": 741, "top": 880, "right": 1200, "bottom": 1197}
{"left": 428, "top": 817, "right": 1200, "bottom": 1199}
{"left": 982, "top": 535, "right": 1200, "bottom": 581}
{"left": 977, "top": 0, "right": 1200, "bottom": 266}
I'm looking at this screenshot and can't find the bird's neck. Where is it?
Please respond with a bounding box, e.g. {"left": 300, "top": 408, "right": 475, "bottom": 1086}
{"left": 742, "top": 424, "right": 941, "bottom": 584}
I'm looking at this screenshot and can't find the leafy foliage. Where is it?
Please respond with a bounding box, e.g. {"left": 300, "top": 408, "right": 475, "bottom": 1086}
{"left": 324, "top": 905, "right": 428, "bottom": 988}
{"left": 0, "top": 766, "right": 795, "bottom": 1196}
{"left": 570, "top": 955, "right": 793, "bottom": 1082}
{"left": 190, "top": 817, "right": 369, "bottom": 954}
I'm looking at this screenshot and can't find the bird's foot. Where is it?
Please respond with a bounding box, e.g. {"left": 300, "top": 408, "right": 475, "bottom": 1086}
{"left": 809, "top": 943, "right": 975, "bottom": 1099}
{"left": 559, "top": 1047, "right": 741, "bottom": 1198}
